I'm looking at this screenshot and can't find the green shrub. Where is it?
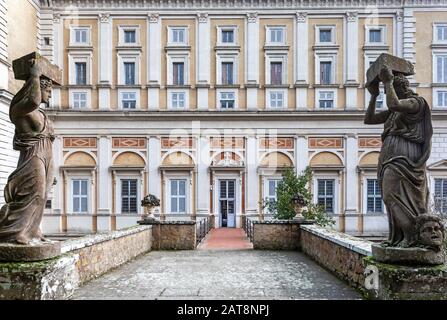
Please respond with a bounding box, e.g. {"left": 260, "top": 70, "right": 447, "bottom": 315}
{"left": 262, "top": 167, "right": 335, "bottom": 227}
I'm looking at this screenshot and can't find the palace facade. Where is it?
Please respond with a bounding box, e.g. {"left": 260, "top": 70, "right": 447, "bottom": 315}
{"left": 2, "top": 0, "right": 447, "bottom": 236}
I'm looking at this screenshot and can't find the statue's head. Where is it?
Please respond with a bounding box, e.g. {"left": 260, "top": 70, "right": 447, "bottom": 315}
{"left": 416, "top": 215, "right": 445, "bottom": 250}
{"left": 40, "top": 79, "right": 53, "bottom": 104}
{"left": 392, "top": 72, "right": 415, "bottom": 99}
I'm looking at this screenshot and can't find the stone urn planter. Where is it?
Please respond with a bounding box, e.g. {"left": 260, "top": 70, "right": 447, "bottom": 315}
{"left": 141, "top": 194, "right": 160, "bottom": 221}
{"left": 292, "top": 193, "right": 307, "bottom": 221}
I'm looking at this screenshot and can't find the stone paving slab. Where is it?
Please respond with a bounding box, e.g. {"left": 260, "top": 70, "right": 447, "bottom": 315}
{"left": 198, "top": 228, "right": 253, "bottom": 250}
{"left": 72, "top": 250, "right": 362, "bottom": 300}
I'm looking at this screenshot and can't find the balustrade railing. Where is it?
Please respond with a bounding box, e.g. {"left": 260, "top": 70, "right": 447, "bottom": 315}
{"left": 196, "top": 216, "right": 212, "bottom": 245}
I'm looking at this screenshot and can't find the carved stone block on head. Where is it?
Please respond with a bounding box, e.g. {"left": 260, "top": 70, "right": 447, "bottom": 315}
{"left": 366, "top": 53, "right": 414, "bottom": 87}
{"left": 12, "top": 52, "right": 62, "bottom": 85}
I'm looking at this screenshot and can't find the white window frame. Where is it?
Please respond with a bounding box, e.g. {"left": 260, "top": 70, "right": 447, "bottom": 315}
{"left": 266, "top": 26, "right": 286, "bottom": 46}
{"left": 365, "top": 25, "right": 387, "bottom": 46}
{"left": 117, "top": 52, "right": 141, "bottom": 86}
{"left": 168, "top": 89, "right": 189, "bottom": 110}
{"left": 433, "top": 87, "right": 447, "bottom": 109}
{"left": 264, "top": 177, "right": 282, "bottom": 202}
{"left": 433, "top": 51, "right": 447, "bottom": 83}
{"left": 315, "top": 25, "right": 336, "bottom": 45}
{"left": 67, "top": 175, "right": 91, "bottom": 214}
{"left": 315, "top": 53, "right": 336, "bottom": 85}
{"left": 119, "top": 90, "right": 140, "bottom": 110}
{"left": 266, "top": 89, "right": 287, "bottom": 109}
{"left": 118, "top": 25, "right": 140, "bottom": 46}
{"left": 116, "top": 175, "right": 142, "bottom": 215}
{"left": 313, "top": 173, "right": 339, "bottom": 215}
{"left": 69, "top": 26, "right": 91, "bottom": 46}
{"left": 217, "top": 26, "right": 238, "bottom": 46}
{"left": 68, "top": 53, "right": 92, "bottom": 85}
{"left": 166, "top": 176, "right": 191, "bottom": 214}
{"left": 216, "top": 53, "right": 238, "bottom": 85}
{"left": 362, "top": 176, "right": 385, "bottom": 214}
{"left": 315, "top": 88, "right": 337, "bottom": 110}
{"left": 431, "top": 175, "right": 447, "bottom": 214}
{"left": 69, "top": 89, "right": 91, "bottom": 109}
{"left": 433, "top": 23, "right": 447, "bottom": 44}
{"left": 217, "top": 89, "right": 238, "bottom": 110}
{"left": 265, "top": 53, "right": 287, "bottom": 85}
{"left": 317, "top": 90, "right": 335, "bottom": 109}
{"left": 167, "top": 53, "right": 189, "bottom": 85}
{"left": 168, "top": 26, "right": 188, "bottom": 45}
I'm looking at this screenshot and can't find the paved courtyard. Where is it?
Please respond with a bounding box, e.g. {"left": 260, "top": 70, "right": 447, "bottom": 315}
{"left": 72, "top": 230, "right": 362, "bottom": 300}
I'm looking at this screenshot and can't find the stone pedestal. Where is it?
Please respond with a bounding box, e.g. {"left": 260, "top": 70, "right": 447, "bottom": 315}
{"left": 372, "top": 244, "right": 446, "bottom": 266}
{"left": 0, "top": 241, "right": 62, "bottom": 262}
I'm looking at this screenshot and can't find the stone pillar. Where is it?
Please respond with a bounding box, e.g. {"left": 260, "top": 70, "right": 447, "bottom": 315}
{"left": 196, "top": 136, "right": 210, "bottom": 215}
{"left": 0, "top": 0, "right": 8, "bottom": 90}
{"left": 344, "top": 135, "right": 358, "bottom": 216}
{"left": 52, "top": 136, "right": 63, "bottom": 216}
{"left": 295, "top": 12, "right": 308, "bottom": 110}
{"left": 246, "top": 12, "right": 259, "bottom": 111}
{"left": 148, "top": 136, "right": 161, "bottom": 198}
{"left": 51, "top": 14, "right": 63, "bottom": 109}
{"left": 295, "top": 136, "right": 308, "bottom": 174}
{"left": 148, "top": 13, "right": 161, "bottom": 110}
{"left": 197, "top": 13, "right": 210, "bottom": 110}
{"left": 246, "top": 136, "right": 259, "bottom": 215}
{"left": 345, "top": 12, "right": 359, "bottom": 110}
{"left": 97, "top": 136, "right": 112, "bottom": 215}
{"left": 396, "top": 12, "right": 404, "bottom": 57}
{"left": 99, "top": 13, "right": 112, "bottom": 110}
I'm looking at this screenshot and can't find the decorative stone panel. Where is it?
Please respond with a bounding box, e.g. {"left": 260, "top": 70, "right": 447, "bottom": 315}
{"left": 112, "top": 137, "right": 146, "bottom": 149}
{"left": 63, "top": 137, "right": 97, "bottom": 148}
{"left": 210, "top": 137, "right": 245, "bottom": 149}
{"left": 161, "top": 137, "right": 193, "bottom": 149}
{"left": 308, "top": 137, "right": 343, "bottom": 149}
{"left": 358, "top": 137, "right": 382, "bottom": 148}
{"left": 260, "top": 138, "right": 294, "bottom": 149}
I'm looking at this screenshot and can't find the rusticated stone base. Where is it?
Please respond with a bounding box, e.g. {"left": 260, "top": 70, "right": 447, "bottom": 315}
{"left": 0, "top": 241, "right": 61, "bottom": 262}
{"left": 372, "top": 244, "right": 446, "bottom": 266}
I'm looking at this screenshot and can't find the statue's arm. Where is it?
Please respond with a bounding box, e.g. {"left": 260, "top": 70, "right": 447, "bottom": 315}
{"left": 364, "top": 83, "right": 390, "bottom": 125}
{"left": 11, "top": 59, "right": 42, "bottom": 117}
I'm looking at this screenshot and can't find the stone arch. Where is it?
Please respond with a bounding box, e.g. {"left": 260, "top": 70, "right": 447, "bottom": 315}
{"left": 310, "top": 151, "right": 343, "bottom": 167}
{"left": 64, "top": 151, "right": 96, "bottom": 166}
{"left": 113, "top": 151, "right": 146, "bottom": 166}
{"left": 211, "top": 151, "right": 244, "bottom": 166}
{"left": 359, "top": 151, "right": 380, "bottom": 167}
{"left": 161, "top": 151, "right": 195, "bottom": 166}
{"left": 259, "top": 151, "right": 294, "bottom": 167}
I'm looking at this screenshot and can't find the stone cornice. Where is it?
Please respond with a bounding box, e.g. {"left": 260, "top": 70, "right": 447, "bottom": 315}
{"left": 40, "top": 0, "right": 447, "bottom": 9}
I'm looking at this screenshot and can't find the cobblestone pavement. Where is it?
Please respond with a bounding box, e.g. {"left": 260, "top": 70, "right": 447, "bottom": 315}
{"left": 72, "top": 250, "right": 362, "bottom": 300}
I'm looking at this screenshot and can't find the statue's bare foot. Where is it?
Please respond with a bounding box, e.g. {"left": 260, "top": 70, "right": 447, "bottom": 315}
{"left": 15, "top": 235, "right": 31, "bottom": 245}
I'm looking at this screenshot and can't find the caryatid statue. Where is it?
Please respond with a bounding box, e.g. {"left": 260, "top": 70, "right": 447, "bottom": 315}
{"left": 365, "top": 54, "right": 445, "bottom": 265}
{"left": 0, "top": 53, "right": 61, "bottom": 245}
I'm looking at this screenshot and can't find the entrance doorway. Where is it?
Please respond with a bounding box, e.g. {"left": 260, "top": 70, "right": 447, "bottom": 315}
{"left": 219, "top": 179, "right": 236, "bottom": 228}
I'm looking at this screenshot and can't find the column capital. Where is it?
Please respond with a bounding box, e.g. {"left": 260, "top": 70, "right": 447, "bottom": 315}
{"left": 99, "top": 13, "right": 110, "bottom": 23}
{"left": 53, "top": 13, "right": 61, "bottom": 23}
{"left": 247, "top": 12, "right": 258, "bottom": 23}
{"left": 346, "top": 11, "right": 358, "bottom": 22}
{"left": 396, "top": 11, "right": 404, "bottom": 22}
{"left": 197, "top": 12, "right": 208, "bottom": 23}
{"left": 296, "top": 12, "right": 307, "bottom": 23}
{"left": 148, "top": 13, "right": 159, "bottom": 23}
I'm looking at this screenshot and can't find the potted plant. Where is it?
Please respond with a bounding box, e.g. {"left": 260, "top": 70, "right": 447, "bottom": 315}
{"left": 141, "top": 194, "right": 160, "bottom": 220}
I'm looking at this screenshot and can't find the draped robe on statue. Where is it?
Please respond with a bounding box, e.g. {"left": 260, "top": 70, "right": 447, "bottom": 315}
{"left": 0, "top": 79, "right": 54, "bottom": 243}
{"left": 378, "top": 95, "right": 433, "bottom": 247}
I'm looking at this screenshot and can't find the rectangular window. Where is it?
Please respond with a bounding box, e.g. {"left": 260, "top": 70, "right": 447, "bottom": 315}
{"left": 172, "top": 28, "right": 185, "bottom": 44}
{"left": 220, "top": 92, "right": 235, "bottom": 109}
{"left": 267, "top": 179, "right": 281, "bottom": 202}
{"left": 222, "top": 30, "right": 234, "bottom": 43}
{"left": 436, "top": 55, "right": 447, "bottom": 83}
{"left": 270, "top": 62, "right": 283, "bottom": 85}
{"left": 435, "top": 178, "right": 447, "bottom": 214}
{"left": 270, "top": 91, "right": 284, "bottom": 109}
{"left": 75, "top": 62, "right": 87, "bottom": 85}
{"left": 320, "top": 61, "right": 332, "bottom": 84}
{"left": 170, "top": 179, "right": 186, "bottom": 213}
{"left": 317, "top": 179, "right": 334, "bottom": 213}
{"left": 73, "top": 92, "right": 87, "bottom": 108}
{"left": 436, "top": 25, "right": 447, "bottom": 42}
{"left": 122, "top": 92, "right": 136, "bottom": 109}
{"left": 72, "top": 179, "right": 88, "bottom": 213}
{"left": 124, "top": 62, "right": 136, "bottom": 85}
{"left": 221, "top": 62, "right": 234, "bottom": 85}
{"left": 124, "top": 30, "right": 136, "bottom": 43}
{"left": 270, "top": 28, "right": 284, "bottom": 43}
{"left": 172, "top": 92, "right": 185, "bottom": 108}
{"left": 438, "top": 91, "right": 447, "bottom": 107}
{"left": 367, "top": 179, "right": 382, "bottom": 213}
{"left": 319, "top": 91, "right": 334, "bottom": 109}
{"left": 319, "top": 29, "right": 332, "bottom": 43}
{"left": 369, "top": 29, "right": 382, "bottom": 43}
{"left": 121, "top": 179, "right": 138, "bottom": 213}
{"left": 74, "top": 29, "right": 88, "bottom": 44}
{"left": 376, "top": 91, "right": 384, "bottom": 109}
{"left": 173, "top": 62, "right": 185, "bottom": 85}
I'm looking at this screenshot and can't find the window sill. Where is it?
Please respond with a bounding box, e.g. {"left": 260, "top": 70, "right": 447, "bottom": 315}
{"left": 313, "top": 84, "right": 340, "bottom": 88}
{"left": 165, "top": 45, "right": 191, "bottom": 51}
{"left": 431, "top": 83, "right": 447, "bottom": 87}
{"left": 313, "top": 44, "right": 340, "bottom": 51}
{"left": 116, "top": 85, "right": 142, "bottom": 89}
{"left": 215, "top": 45, "right": 241, "bottom": 51}
{"left": 264, "top": 84, "right": 290, "bottom": 89}
{"left": 67, "top": 85, "right": 93, "bottom": 89}
{"left": 263, "top": 45, "right": 290, "bottom": 51}
{"left": 215, "top": 84, "right": 241, "bottom": 89}
{"left": 68, "top": 45, "right": 94, "bottom": 51}
{"left": 430, "top": 43, "right": 447, "bottom": 49}
{"left": 116, "top": 45, "right": 142, "bottom": 51}
{"left": 363, "top": 45, "right": 389, "bottom": 51}
{"left": 166, "top": 85, "right": 191, "bottom": 89}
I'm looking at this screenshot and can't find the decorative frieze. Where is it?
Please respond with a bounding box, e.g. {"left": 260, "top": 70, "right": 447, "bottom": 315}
{"left": 346, "top": 11, "right": 358, "bottom": 22}
{"left": 99, "top": 13, "right": 110, "bottom": 23}
{"left": 161, "top": 137, "right": 193, "bottom": 149}
{"left": 149, "top": 13, "right": 159, "bottom": 23}
{"left": 260, "top": 138, "right": 294, "bottom": 150}
{"left": 112, "top": 137, "right": 146, "bottom": 149}
{"left": 197, "top": 12, "right": 208, "bottom": 23}
{"left": 296, "top": 12, "right": 307, "bottom": 23}
{"left": 358, "top": 137, "right": 382, "bottom": 148}
{"left": 210, "top": 137, "right": 245, "bottom": 149}
{"left": 309, "top": 137, "right": 343, "bottom": 149}
{"left": 247, "top": 12, "right": 257, "bottom": 23}
{"left": 63, "top": 137, "right": 97, "bottom": 148}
